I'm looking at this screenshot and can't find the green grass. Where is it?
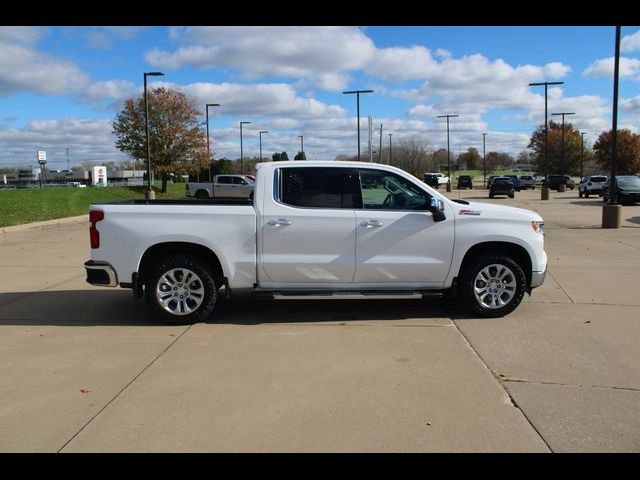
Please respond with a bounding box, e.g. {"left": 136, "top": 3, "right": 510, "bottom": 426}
{"left": 0, "top": 183, "right": 186, "bottom": 228}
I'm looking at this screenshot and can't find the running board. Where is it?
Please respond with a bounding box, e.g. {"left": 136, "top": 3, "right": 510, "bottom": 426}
{"left": 252, "top": 290, "right": 443, "bottom": 301}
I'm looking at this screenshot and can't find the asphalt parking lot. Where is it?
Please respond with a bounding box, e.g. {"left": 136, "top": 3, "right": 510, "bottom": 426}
{"left": 1, "top": 189, "right": 639, "bottom": 452}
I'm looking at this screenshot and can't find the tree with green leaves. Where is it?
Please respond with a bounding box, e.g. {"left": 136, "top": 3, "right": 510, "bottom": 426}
{"left": 112, "top": 87, "right": 209, "bottom": 192}
{"left": 294, "top": 151, "right": 306, "bottom": 160}
{"left": 528, "top": 120, "right": 583, "bottom": 175}
{"left": 593, "top": 129, "right": 640, "bottom": 174}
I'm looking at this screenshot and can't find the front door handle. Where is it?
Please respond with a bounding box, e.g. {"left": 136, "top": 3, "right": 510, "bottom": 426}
{"left": 361, "top": 220, "right": 384, "bottom": 228}
{"left": 268, "top": 219, "right": 293, "bottom": 226}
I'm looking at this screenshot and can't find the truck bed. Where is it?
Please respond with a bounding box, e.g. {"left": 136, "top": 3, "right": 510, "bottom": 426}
{"left": 92, "top": 198, "right": 252, "bottom": 206}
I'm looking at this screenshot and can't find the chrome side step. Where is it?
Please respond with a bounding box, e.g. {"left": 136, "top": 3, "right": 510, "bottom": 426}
{"left": 253, "top": 290, "right": 443, "bottom": 301}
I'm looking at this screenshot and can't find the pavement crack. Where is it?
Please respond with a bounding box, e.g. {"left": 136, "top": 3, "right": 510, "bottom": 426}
{"left": 502, "top": 378, "right": 640, "bottom": 393}
{"left": 446, "top": 315, "right": 553, "bottom": 452}
{"left": 57, "top": 323, "right": 193, "bottom": 453}
{"left": 547, "top": 270, "right": 576, "bottom": 304}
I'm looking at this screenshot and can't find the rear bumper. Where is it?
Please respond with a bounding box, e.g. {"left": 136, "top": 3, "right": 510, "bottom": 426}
{"left": 84, "top": 260, "right": 118, "bottom": 287}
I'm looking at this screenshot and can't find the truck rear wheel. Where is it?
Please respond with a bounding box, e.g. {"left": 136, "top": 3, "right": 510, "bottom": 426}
{"left": 195, "top": 190, "right": 209, "bottom": 199}
{"left": 145, "top": 254, "right": 217, "bottom": 324}
{"left": 459, "top": 253, "right": 526, "bottom": 317}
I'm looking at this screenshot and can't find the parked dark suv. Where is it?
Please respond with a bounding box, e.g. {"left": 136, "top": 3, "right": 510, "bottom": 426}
{"left": 545, "top": 174, "right": 575, "bottom": 190}
{"left": 489, "top": 177, "right": 515, "bottom": 198}
{"left": 423, "top": 174, "right": 440, "bottom": 189}
{"left": 602, "top": 176, "right": 640, "bottom": 205}
{"left": 457, "top": 175, "right": 473, "bottom": 189}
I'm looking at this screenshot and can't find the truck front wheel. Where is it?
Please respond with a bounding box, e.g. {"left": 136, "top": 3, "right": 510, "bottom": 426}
{"left": 459, "top": 253, "right": 526, "bottom": 317}
{"left": 145, "top": 254, "right": 217, "bottom": 324}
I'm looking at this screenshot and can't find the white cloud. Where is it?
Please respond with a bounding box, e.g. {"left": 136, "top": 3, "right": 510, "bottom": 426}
{"left": 583, "top": 57, "right": 640, "bottom": 79}
{"left": 0, "top": 27, "right": 89, "bottom": 97}
{"left": 621, "top": 30, "right": 640, "bottom": 53}
{"left": 0, "top": 118, "right": 127, "bottom": 167}
{"left": 621, "top": 95, "right": 640, "bottom": 114}
{"left": 174, "top": 82, "right": 346, "bottom": 119}
{"left": 146, "top": 27, "right": 376, "bottom": 91}
{"left": 81, "top": 80, "right": 138, "bottom": 103}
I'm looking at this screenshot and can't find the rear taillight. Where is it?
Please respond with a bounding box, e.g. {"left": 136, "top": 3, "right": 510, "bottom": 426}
{"left": 89, "top": 210, "right": 104, "bottom": 249}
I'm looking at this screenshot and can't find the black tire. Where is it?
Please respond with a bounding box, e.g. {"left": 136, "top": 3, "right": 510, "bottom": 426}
{"left": 584, "top": 192, "right": 589, "bottom": 198}
{"left": 145, "top": 254, "right": 217, "bottom": 325}
{"left": 195, "top": 190, "right": 209, "bottom": 199}
{"left": 458, "top": 253, "right": 527, "bottom": 318}
{"left": 579, "top": 190, "right": 583, "bottom": 198}
{"left": 509, "top": 192, "right": 515, "bottom": 199}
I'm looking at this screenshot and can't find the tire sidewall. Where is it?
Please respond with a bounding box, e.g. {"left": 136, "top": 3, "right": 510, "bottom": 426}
{"left": 145, "top": 254, "right": 217, "bottom": 324}
{"left": 459, "top": 253, "right": 527, "bottom": 318}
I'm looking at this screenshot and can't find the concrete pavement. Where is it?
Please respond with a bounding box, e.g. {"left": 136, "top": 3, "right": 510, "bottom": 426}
{"left": 1, "top": 189, "right": 639, "bottom": 451}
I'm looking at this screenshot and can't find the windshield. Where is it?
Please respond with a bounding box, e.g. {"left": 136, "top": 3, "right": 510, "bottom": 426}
{"left": 617, "top": 177, "right": 640, "bottom": 189}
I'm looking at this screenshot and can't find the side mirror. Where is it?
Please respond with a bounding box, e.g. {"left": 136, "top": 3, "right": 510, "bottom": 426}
{"left": 429, "top": 197, "right": 446, "bottom": 222}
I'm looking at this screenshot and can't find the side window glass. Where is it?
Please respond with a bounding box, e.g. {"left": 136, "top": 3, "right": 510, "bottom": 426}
{"left": 359, "top": 169, "right": 430, "bottom": 210}
{"left": 279, "top": 167, "right": 362, "bottom": 209}
{"left": 217, "top": 176, "right": 231, "bottom": 184}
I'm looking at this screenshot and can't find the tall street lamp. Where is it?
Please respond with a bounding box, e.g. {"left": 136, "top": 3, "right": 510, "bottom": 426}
{"left": 580, "top": 132, "right": 586, "bottom": 179}
{"left": 388, "top": 133, "right": 392, "bottom": 166}
{"left": 603, "top": 26, "right": 622, "bottom": 228}
{"left": 298, "top": 135, "right": 304, "bottom": 157}
{"left": 259, "top": 130, "right": 269, "bottom": 161}
{"left": 343, "top": 89, "right": 374, "bottom": 161}
{"left": 240, "top": 121, "right": 251, "bottom": 174}
{"left": 482, "top": 133, "right": 487, "bottom": 187}
{"left": 529, "top": 80, "right": 564, "bottom": 200}
{"left": 551, "top": 112, "right": 575, "bottom": 175}
{"left": 144, "top": 71, "right": 164, "bottom": 200}
{"left": 205, "top": 103, "right": 220, "bottom": 182}
{"left": 437, "top": 114, "right": 459, "bottom": 192}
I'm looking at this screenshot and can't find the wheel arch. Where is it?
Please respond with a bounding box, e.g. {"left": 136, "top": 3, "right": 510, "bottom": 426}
{"left": 138, "top": 242, "right": 226, "bottom": 287}
{"left": 457, "top": 241, "right": 532, "bottom": 287}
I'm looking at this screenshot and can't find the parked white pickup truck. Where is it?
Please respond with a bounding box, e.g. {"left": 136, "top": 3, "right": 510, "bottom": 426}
{"left": 185, "top": 174, "right": 254, "bottom": 199}
{"left": 85, "top": 161, "right": 547, "bottom": 323}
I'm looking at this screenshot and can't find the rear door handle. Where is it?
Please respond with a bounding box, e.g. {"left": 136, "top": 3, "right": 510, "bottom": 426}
{"left": 361, "top": 220, "right": 384, "bottom": 228}
{"left": 268, "top": 219, "right": 293, "bottom": 226}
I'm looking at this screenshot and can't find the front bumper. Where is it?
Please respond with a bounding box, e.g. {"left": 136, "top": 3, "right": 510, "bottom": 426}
{"left": 530, "top": 268, "right": 547, "bottom": 288}
{"left": 84, "top": 260, "right": 118, "bottom": 287}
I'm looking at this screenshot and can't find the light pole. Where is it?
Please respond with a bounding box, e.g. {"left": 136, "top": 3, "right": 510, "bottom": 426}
{"left": 603, "top": 26, "right": 622, "bottom": 228}
{"left": 529, "top": 81, "right": 564, "bottom": 200}
{"left": 343, "top": 89, "right": 374, "bottom": 161}
{"left": 66, "top": 148, "right": 70, "bottom": 171}
{"left": 580, "top": 132, "right": 586, "bottom": 179}
{"left": 388, "top": 133, "right": 393, "bottom": 165}
{"left": 240, "top": 121, "right": 251, "bottom": 174}
{"left": 144, "top": 71, "right": 164, "bottom": 200}
{"left": 259, "top": 131, "right": 269, "bottom": 161}
{"left": 378, "top": 124, "right": 383, "bottom": 163}
{"left": 205, "top": 103, "right": 220, "bottom": 182}
{"left": 298, "top": 135, "right": 304, "bottom": 157}
{"left": 551, "top": 112, "right": 575, "bottom": 175}
{"left": 437, "top": 114, "right": 459, "bottom": 192}
{"left": 482, "top": 133, "right": 487, "bottom": 187}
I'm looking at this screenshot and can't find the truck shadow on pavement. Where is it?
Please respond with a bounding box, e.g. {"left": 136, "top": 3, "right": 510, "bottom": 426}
{"left": 0, "top": 290, "right": 449, "bottom": 327}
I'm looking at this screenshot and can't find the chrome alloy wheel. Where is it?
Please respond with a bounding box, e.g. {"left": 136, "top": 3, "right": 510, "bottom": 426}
{"left": 155, "top": 268, "right": 205, "bottom": 316}
{"left": 473, "top": 263, "right": 517, "bottom": 309}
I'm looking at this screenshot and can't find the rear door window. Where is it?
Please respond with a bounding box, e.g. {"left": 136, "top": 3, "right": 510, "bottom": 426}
{"left": 278, "top": 167, "right": 362, "bottom": 209}
{"left": 217, "top": 176, "right": 232, "bottom": 184}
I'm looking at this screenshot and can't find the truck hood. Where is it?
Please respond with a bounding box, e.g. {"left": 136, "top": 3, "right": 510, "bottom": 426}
{"left": 451, "top": 200, "right": 543, "bottom": 222}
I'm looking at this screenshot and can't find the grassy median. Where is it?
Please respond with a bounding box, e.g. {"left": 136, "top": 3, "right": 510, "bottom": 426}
{"left": 0, "top": 183, "right": 186, "bottom": 228}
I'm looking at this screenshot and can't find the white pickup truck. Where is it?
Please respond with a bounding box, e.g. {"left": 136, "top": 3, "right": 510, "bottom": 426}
{"left": 85, "top": 161, "right": 547, "bottom": 323}
{"left": 185, "top": 174, "right": 254, "bottom": 199}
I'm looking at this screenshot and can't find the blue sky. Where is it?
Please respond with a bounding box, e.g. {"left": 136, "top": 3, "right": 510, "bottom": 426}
{"left": 1, "top": 26, "right": 639, "bottom": 169}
